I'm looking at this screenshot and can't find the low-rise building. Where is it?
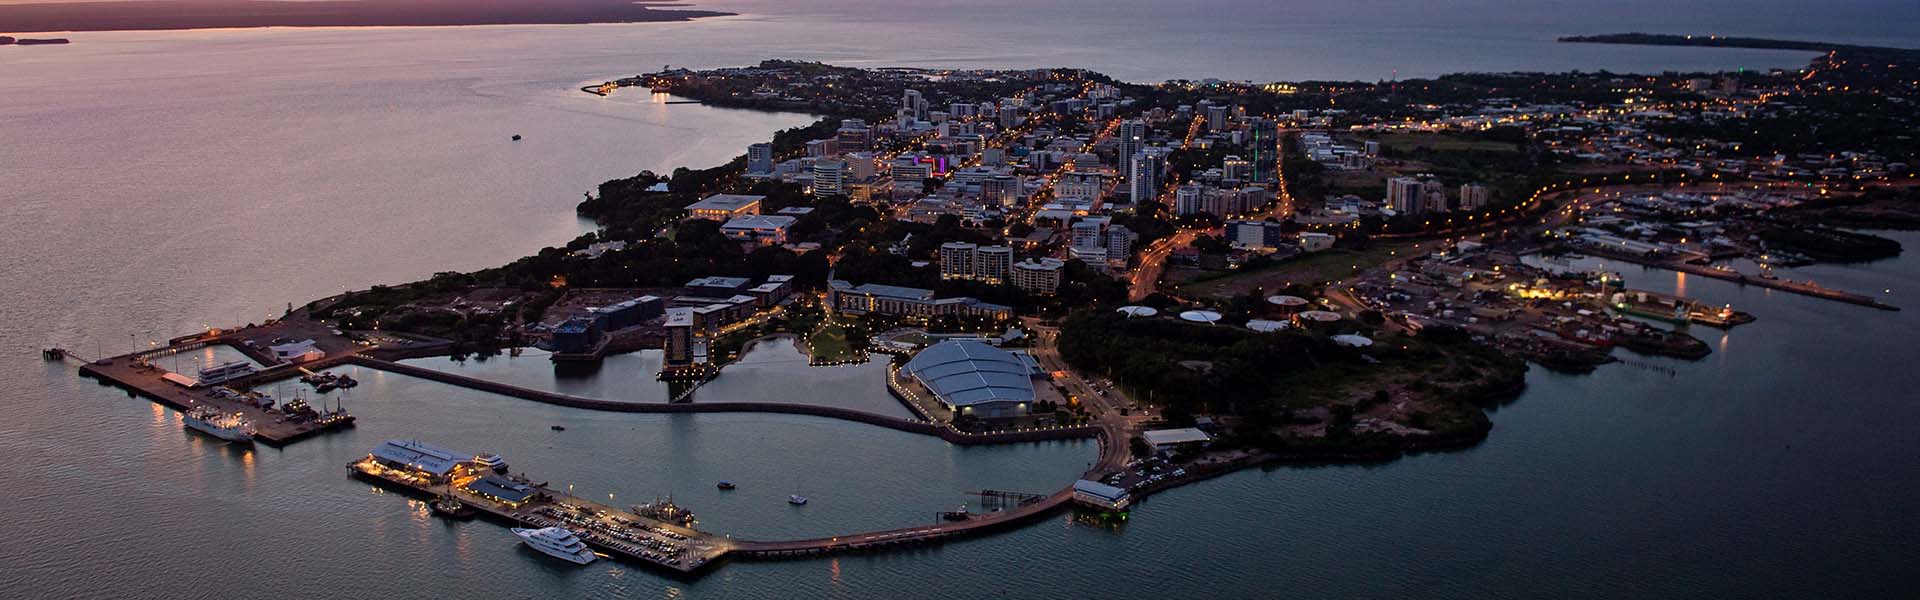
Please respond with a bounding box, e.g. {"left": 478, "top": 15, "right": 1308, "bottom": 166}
{"left": 1142, "top": 428, "right": 1212, "bottom": 452}
{"left": 1073, "top": 479, "right": 1132, "bottom": 511}
{"left": 720, "top": 214, "right": 798, "bottom": 246}
{"left": 685, "top": 194, "right": 764, "bottom": 221}
{"left": 1298, "top": 232, "right": 1336, "bottom": 252}
{"left": 827, "top": 281, "right": 1012, "bottom": 321}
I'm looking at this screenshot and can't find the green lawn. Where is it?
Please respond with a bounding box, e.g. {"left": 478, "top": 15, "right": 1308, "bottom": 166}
{"left": 807, "top": 321, "right": 860, "bottom": 363}
{"left": 1179, "top": 247, "right": 1401, "bottom": 299}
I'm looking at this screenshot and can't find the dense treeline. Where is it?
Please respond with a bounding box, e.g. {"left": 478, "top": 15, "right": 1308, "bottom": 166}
{"left": 1057, "top": 312, "right": 1526, "bottom": 437}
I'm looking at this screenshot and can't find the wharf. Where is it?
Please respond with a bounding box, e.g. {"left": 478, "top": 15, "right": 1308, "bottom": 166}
{"left": 66, "top": 315, "right": 436, "bottom": 446}
{"left": 1585, "top": 247, "right": 1900, "bottom": 311}
{"left": 77, "top": 351, "right": 356, "bottom": 446}
{"left": 1614, "top": 288, "right": 1757, "bottom": 328}
{"left": 730, "top": 489, "right": 1073, "bottom": 558}
{"left": 349, "top": 457, "right": 728, "bottom": 575}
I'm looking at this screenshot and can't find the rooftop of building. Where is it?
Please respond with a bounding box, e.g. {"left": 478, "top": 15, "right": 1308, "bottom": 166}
{"left": 835, "top": 281, "right": 937, "bottom": 300}
{"left": 371, "top": 439, "right": 463, "bottom": 476}
{"left": 1142, "top": 428, "right": 1212, "bottom": 446}
{"left": 686, "top": 276, "right": 752, "bottom": 290}
{"left": 721, "top": 214, "right": 798, "bottom": 229}
{"left": 465, "top": 474, "right": 537, "bottom": 504}
{"left": 902, "top": 339, "right": 1037, "bottom": 408}
{"left": 686, "top": 194, "right": 766, "bottom": 212}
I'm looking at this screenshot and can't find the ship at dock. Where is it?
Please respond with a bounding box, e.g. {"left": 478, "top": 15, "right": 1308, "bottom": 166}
{"left": 631, "top": 496, "right": 697, "bottom": 527}
{"left": 183, "top": 406, "right": 254, "bottom": 444}
{"left": 511, "top": 527, "right": 598, "bottom": 565}
{"left": 195, "top": 360, "right": 258, "bottom": 387}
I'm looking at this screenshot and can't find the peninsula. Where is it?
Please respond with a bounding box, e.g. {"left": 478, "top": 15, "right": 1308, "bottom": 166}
{"left": 0, "top": 0, "right": 729, "bottom": 34}
{"left": 55, "top": 48, "right": 1917, "bottom": 577}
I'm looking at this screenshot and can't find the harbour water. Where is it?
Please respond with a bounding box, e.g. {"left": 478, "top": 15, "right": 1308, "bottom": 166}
{"left": 397, "top": 338, "right": 913, "bottom": 419}
{"left": 4, "top": 1, "right": 1920, "bottom": 597}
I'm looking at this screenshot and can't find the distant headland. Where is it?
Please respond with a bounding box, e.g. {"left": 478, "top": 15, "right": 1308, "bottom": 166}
{"left": 0, "top": 0, "right": 731, "bottom": 34}
{"left": 1560, "top": 33, "right": 1920, "bottom": 59}
{"left": 1, "top": 35, "right": 69, "bottom": 45}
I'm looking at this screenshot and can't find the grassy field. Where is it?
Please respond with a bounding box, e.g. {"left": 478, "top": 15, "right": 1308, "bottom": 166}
{"left": 807, "top": 320, "right": 860, "bottom": 363}
{"left": 1177, "top": 246, "right": 1401, "bottom": 299}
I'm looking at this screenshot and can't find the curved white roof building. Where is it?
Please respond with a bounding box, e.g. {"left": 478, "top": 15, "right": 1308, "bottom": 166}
{"left": 902, "top": 340, "right": 1039, "bottom": 419}
{"left": 1117, "top": 305, "right": 1159, "bottom": 318}
{"left": 1179, "top": 310, "right": 1223, "bottom": 324}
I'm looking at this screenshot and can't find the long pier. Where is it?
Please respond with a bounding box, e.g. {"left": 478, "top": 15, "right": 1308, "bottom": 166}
{"left": 730, "top": 489, "right": 1074, "bottom": 558}
{"left": 1583, "top": 247, "right": 1899, "bottom": 311}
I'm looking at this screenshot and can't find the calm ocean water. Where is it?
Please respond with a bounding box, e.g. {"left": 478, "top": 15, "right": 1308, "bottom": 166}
{"left": 3, "top": 1, "right": 1918, "bottom": 597}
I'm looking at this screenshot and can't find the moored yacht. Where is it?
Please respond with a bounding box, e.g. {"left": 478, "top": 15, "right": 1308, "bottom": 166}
{"left": 473, "top": 453, "right": 508, "bottom": 473}
{"left": 183, "top": 406, "right": 254, "bottom": 444}
{"left": 195, "top": 360, "right": 257, "bottom": 386}
{"left": 511, "top": 527, "right": 597, "bottom": 565}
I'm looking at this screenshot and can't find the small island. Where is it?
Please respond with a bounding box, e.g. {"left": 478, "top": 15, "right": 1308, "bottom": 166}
{"left": 0, "top": 0, "right": 729, "bottom": 34}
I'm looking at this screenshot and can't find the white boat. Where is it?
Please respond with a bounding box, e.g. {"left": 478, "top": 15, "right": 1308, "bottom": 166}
{"left": 788, "top": 494, "right": 808, "bottom": 506}
{"left": 511, "top": 527, "right": 597, "bottom": 565}
{"left": 473, "top": 453, "right": 508, "bottom": 473}
{"left": 183, "top": 406, "right": 254, "bottom": 443}
{"left": 195, "top": 360, "right": 257, "bottom": 386}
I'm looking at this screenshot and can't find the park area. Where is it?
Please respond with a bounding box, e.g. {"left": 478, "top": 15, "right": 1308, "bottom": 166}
{"left": 806, "top": 320, "right": 863, "bottom": 364}
{"left": 1172, "top": 246, "right": 1400, "bottom": 299}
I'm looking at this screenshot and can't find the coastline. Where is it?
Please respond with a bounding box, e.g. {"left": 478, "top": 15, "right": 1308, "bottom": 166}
{"left": 42, "top": 45, "right": 1917, "bottom": 588}
{"left": 0, "top": 0, "right": 733, "bottom": 35}
{"left": 1559, "top": 32, "right": 1920, "bottom": 59}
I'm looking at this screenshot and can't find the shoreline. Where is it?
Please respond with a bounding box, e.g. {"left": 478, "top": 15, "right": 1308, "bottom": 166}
{"left": 0, "top": 0, "right": 733, "bottom": 35}
{"left": 61, "top": 50, "right": 1910, "bottom": 579}
{"left": 1559, "top": 32, "right": 1920, "bottom": 59}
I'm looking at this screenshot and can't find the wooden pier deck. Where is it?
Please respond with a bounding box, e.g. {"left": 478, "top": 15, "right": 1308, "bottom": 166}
{"left": 349, "top": 458, "right": 728, "bottom": 575}
{"left": 77, "top": 351, "right": 356, "bottom": 446}
{"left": 730, "top": 488, "right": 1074, "bottom": 558}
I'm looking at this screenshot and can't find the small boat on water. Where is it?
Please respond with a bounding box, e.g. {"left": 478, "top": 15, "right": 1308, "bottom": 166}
{"left": 511, "top": 134, "right": 523, "bottom": 141}
{"left": 788, "top": 494, "right": 808, "bottom": 506}
{"left": 41, "top": 348, "right": 65, "bottom": 360}
{"left": 716, "top": 481, "right": 735, "bottom": 490}
{"left": 550, "top": 425, "right": 566, "bottom": 431}
{"left": 940, "top": 505, "right": 971, "bottom": 521}
{"left": 511, "top": 527, "right": 597, "bottom": 565}
{"left": 183, "top": 406, "right": 254, "bottom": 444}
{"left": 431, "top": 496, "right": 475, "bottom": 519}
